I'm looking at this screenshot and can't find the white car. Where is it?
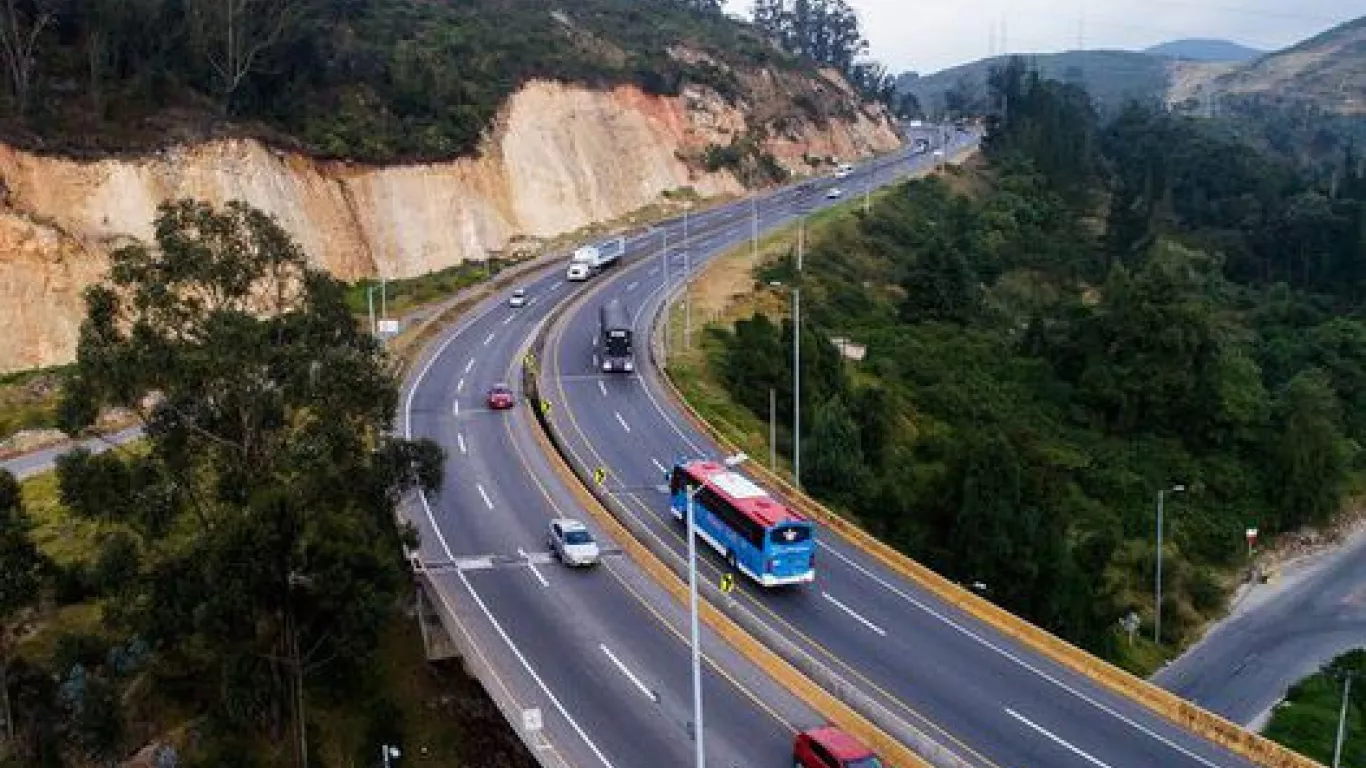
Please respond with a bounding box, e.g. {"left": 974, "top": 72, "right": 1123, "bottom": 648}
{"left": 825, "top": 187, "right": 844, "bottom": 200}
{"left": 547, "top": 518, "right": 600, "bottom": 566}
{"left": 508, "top": 288, "right": 527, "bottom": 308}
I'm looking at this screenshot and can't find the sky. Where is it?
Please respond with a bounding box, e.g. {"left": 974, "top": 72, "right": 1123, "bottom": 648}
{"left": 723, "top": 0, "right": 1364, "bottom": 74}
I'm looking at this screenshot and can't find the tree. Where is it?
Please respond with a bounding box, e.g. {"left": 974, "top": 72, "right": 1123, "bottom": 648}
{"left": 1268, "top": 368, "right": 1352, "bottom": 530}
{"left": 750, "top": 0, "right": 867, "bottom": 75}
{"left": 57, "top": 199, "right": 443, "bottom": 765}
{"left": 184, "top": 0, "right": 302, "bottom": 113}
{"left": 805, "top": 395, "right": 865, "bottom": 502}
{"left": 0, "top": 469, "right": 42, "bottom": 751}
{"left": 0, "top": 0, "right": 54, "bottom": 117}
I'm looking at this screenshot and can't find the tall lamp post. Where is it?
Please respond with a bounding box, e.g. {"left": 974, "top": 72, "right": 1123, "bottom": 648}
{"left": 380, "top": 745, "right": 400, "bottom": 768}
{"left": 683, "top": 482, "right": 706, "bottom": 768}
{"left": 1154, "top": 484, "right": 1185, "bottom": 644}
{"left": 1329, "top": 667, "right": 1361, "bottom": 768}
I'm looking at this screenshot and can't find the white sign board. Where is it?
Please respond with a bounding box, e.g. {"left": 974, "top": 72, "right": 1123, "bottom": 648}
{"left": 377, "top": 319, "right": 401, "bottom": 335}
{"left": 522, "top": 708, "right": 543, "bottom": 733}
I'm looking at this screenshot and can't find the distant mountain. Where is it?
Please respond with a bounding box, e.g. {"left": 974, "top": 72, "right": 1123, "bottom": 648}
{"left": 898, "top": 50, "right": 1169, "bottom": 117}
{"left": 1144, "top": 39, "right": 1262, "bottom": 62}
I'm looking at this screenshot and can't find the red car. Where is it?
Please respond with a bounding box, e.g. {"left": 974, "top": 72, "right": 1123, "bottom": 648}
{"left": 794, "top": 726, "right": 883, "bottom": 768}
{"left": 486, "top": 383, "right": 515, "bottom": 410}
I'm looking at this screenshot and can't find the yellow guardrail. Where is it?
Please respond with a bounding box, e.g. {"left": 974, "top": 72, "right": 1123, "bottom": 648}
{"left": 522, "top": 365, "right": 935, "bottom": 768}
{"left": 657, "top": 366, "right": 1323, "bottom": 768}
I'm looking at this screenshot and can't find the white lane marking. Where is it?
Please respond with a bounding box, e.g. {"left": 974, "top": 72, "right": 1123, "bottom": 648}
{"left": 593, "top": 354, "right": 599, "bottom": 369}
{"left": 457, "top": 434, "right": 467, "bottom": 455}
{"left": 518, "top": 547, "right": 549, "bottom": 588}
{"left": 598, "top": 381, "right": 608, "bottom": 397}
{"left": 614, "top": 412, "right": 631, "bottom": 433}
{"left": 815, "top": 541, "right": 1225, "bottom": 767}
{"left": 651, "top": 457, "right": 667, "bottom": 474}
{"left": 457, "top": 378, "right": 465, "bottom": 393}
{"left": 1006, "top": 709, "right": 1115, "bottom": 768}
{"left": 476, "top": 483, "right": 494, "bottom": 510}
{"left": 452, "top": 400, "right": 460, "bottom": 417}
{"left": 465, "top": 358, "right": 476, "bottom": 373}
{"left": 626, "top": 281, "right": 639, "bottom": 292}
{"left": 503, "top": 314, "right": 515, "bottom": 325}
{"left": 823, "top": 592, "right": 887, "bottom": 637}
{"left": 550, "top": 282, "right": 562, "bottom": 291}
{"left": 406, "top": 304, "right": 616, "bottom": 768}
{"left": 484, "top": 332, "right": 496, "bottom": 346}
{"left": 600, "top": 644, "right": 658, "bottom": 702}
{"left": 453, "top": 556, "right": 494, "bottom": 571}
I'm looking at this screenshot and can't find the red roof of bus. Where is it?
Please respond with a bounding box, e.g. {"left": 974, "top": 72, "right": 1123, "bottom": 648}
{"left": 683, "top": 461, "right": 805, "bottom": 528}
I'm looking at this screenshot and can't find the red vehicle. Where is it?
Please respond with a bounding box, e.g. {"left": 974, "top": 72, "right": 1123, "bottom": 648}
{"left": 486, "top": 383, "right": 515, "bottom": 410}
{"left": 794, "top": 727, "right": 883, "bottom": 768}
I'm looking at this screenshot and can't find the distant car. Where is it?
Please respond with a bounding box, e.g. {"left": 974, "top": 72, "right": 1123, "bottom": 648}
{"left": 547, "top": 519, "right": 600, "bottom": 566}
{"left": 834, "top": 163, "right": 854, "bottom": 179}
{"left": 825, "top": 187, "right": 843, "bottom": 200}
{"left": 794, "top": 726, "right": 883, "bottom": 768}
{"left": 486, "top": 383, "right": 515, "bottom": 410}
{"left": 508, "top": 288, "right": 527, "bottom": 308}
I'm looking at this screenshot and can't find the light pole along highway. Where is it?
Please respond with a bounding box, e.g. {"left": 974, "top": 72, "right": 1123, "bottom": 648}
{"left": 402, "top": 244, "right": 837, "bottom": 766}
{"left": 532, "top": 130, "right": 1277, "bottom": 768}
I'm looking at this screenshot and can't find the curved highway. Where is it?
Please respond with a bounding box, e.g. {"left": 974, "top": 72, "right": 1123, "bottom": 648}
{"left": 402, "top": 245, "right": 826, "bottom": 766}
{"left": 534, "top": 135, "right": 1268, "bottom": 768}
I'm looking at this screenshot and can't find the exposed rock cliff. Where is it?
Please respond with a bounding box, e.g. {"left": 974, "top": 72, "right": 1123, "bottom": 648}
{"left": 0, "top": 78, "right": 898, "bottom": 373}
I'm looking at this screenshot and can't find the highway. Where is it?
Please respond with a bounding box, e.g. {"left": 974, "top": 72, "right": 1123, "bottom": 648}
{"left": 532, "top": 133, "right": 1268, "bottom": 768}
{"left": 1155, "top": 525, "right": 1366, "bottom": 727}
{"left": 402, "top": 250, "right": 829, "bottom": 766}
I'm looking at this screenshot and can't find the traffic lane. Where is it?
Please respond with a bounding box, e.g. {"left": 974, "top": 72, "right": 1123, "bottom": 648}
{"left": 461, "top": 542, "right": 798, "bottom": 768}
{"left": 557, "top": 372, "right": 1258, "bottom": 768}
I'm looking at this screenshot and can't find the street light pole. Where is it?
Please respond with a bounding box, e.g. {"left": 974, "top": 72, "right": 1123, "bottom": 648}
{"left": 367, "top": 285, "right": 377, "bottom": 336}
{"left": 1154, "top": 484, "right": 1185, "bottom": 644}
{"left": 1333, "top": 674, "right": 1354, "bottom": 768}
{"left": 662, "top": 231, "right": 670, "bottom": 366}
{"left": 685, "top": 486, "right": 706, "bottom": 768}
{"left": 793, "top": 218, "right": 804, "bottom": 488}
{"left": 751, "top": 196, "right": 758, "bottom": 260}
{"left": 380, "top": 277, "right": 387, "bottom": 321}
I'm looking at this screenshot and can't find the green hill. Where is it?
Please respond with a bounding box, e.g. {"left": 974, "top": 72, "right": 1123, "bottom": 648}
{"left": 1144, "top": 39, "right": 1262, "bottom": 62}
{"left": 0, "top": 0, "right": 806, "bottom": 162}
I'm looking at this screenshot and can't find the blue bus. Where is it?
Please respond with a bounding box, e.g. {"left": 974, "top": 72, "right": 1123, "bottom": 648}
{"left": 669, "top": 460, "right": 816, "bottom": 586}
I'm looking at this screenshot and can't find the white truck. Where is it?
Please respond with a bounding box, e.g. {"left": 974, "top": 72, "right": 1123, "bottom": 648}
{"left": 566, "top": 237, "right": 625, "bottom": 281}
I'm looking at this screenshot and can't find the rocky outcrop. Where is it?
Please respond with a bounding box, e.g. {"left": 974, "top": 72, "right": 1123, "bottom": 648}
{"left": 0, "top": 78, "right": 899, "bottom": 373}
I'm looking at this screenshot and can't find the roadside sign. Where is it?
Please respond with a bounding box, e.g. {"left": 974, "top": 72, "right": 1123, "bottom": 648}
{"left": 593, "top": 466, "right": 607, "bottom": 486}
{"left": 377, "top": 319, "right": 400, "bottom": 335}
{"left": 540, "top": 399, "right": 552, "bottom": 415}
{"left": 720, "top": 573, "right": 735, "bottom": 594}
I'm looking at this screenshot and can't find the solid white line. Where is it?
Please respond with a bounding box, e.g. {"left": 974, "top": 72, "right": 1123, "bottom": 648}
{"left": 598, "top": 381, "right": 608, "bottom": 397}
{"left": 550, "top": 282, "right": 562, "bottom": 291}
{"left": 518, "top": 547, "right": 549, "bottom": 588}
{"left": 614, "top": 412, "right": 631, "bottom": 433}
{"left": 452, "top": 399, "right": 460, "bottom": 417}
{"left": 457, "top": 378, "right": 465, "bottom": 393}
{"left": 503, "top": 314, "right": 515, "bottom": 325}
{"left": 599, "top": 644, "right": 657, "bottom": 702}
{"left": 484, "top": 332, "right": 496, "bottom": 346}
{"left": 651, "top": 457, "right": 667, "bottom": 474}
{"left": 823, "top": 592, "right": 887, "bottom": 637}
{"left": 404, "top": 292, "right": 616, "bottom": 768}
{"left": 457, "top": 434, "right": 467, "bottom": 455}
{"left": 476, "top": 483, "right": 493, "bottom": 510}
{"left": 593, "top": 354, "right": 599, "bottom": 369}
{"left": 814, "top": 542, "right": 1224, "bottom": 767}
{"left": 1006, "top": 709, "right": 1115, "bottom": 768}
{"left": 465, "top": 358, "right": 475, "bottom": 373}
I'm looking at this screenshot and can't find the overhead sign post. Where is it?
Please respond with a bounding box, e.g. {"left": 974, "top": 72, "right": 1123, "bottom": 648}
{"left": 1245, "top": 527, "right": 1258, "bottom": 558}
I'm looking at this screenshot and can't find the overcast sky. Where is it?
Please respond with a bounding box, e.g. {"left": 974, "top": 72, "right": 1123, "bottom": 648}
{"left": 724, "top": 0, "right": 1363, "bottom": 74}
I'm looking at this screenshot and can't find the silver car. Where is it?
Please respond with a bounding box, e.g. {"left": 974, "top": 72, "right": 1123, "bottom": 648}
{"left": 547, "top": 518, "right": 601, "bottom": 567}
{"left": 508, "top": 288, "right": 527, "bottom": 308}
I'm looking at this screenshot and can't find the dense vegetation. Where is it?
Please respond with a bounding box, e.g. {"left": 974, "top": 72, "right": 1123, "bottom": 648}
{"left": 1264, "top": 649, "right": 1365, "bottom": 765}
{"left": 706, "top": 59, "right": 1366, "bottom": 658}
{"left": 1, "top": 200, "right": 445, "bottom": 765}
{"left": 0, "top": 0, "right": 805, "bottom": 160}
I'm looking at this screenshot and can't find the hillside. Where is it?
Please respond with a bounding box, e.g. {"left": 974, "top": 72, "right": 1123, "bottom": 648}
{"left": 1183, "top": 15, "right": 1366, "bottom": 115}
{"left": 898, "top": 50, "right": 1170, "bottom": 116}
{"left": 1144, "top": 39, "right": 1263, "bottom": 62}
{"left": 0, "top": 2, "right": 899, "bottom": 374}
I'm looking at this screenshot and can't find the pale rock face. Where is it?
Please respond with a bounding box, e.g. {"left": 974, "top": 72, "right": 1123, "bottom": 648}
{"left": 0, "top": 79, "right": 899, "bottom": 372}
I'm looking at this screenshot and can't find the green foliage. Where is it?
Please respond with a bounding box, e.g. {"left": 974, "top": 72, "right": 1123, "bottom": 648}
{"left": 1, "top": 470, "right": 45, "bottom": 760}
{"left": 703, "top": 69, "right": 1366, "bottom": 657}
{"left": 1263, "top": 649, "right": 1366, "bottom": 766}
{"left": 1, "top": 0, "right": 804, "bottom": 161}
{"left": 54, "top": 198, "right": 445, "bottom": 755}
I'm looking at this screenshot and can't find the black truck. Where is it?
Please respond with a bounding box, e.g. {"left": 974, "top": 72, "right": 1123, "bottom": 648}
{"left": 599, "top": 299, "right": 633, "bottom": 373}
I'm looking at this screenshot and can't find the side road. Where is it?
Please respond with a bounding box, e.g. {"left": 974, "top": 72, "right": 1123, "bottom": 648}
{"left": 1154, "top": 518, "right": 1366, "bottom": 728}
